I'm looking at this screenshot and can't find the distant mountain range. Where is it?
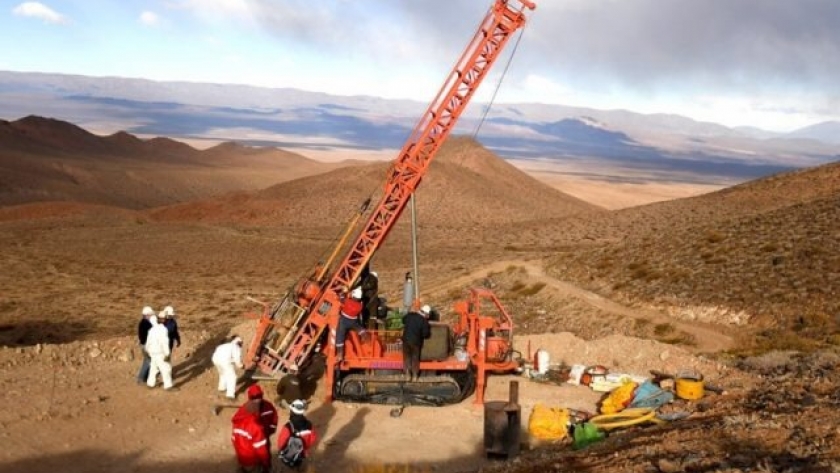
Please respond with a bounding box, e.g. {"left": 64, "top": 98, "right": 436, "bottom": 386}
{"left": 0, "top": 115, "right": 338, "bottom": 208}
{"left": 1, "top": 70, "right": 838, "bottom": 184}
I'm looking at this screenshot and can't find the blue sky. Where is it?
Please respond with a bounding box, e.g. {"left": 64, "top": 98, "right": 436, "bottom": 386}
{"left": 2, "top": 0, "right": 839, "bottom": 132}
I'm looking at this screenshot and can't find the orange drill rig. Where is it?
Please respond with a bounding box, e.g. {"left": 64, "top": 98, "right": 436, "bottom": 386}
{"left": 244, "top": 0, "right": 536, "bottom": 406}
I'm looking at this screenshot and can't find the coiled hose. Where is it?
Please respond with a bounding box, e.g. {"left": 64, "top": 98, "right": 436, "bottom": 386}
{"left": 588, "top": 408, "right": 666, "bottom": 431}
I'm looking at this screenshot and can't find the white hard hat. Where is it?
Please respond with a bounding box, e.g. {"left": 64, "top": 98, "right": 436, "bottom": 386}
{"left": 289, "top": 364, "right": 299, "bottom": 372}
{"left": 290, "top": 399, "right": 306, "bottom": 415}
{"left": 420, "top": 305, "right": 431, "bottom": 315}
{"left": 158, "top": 310, "right": 167, "bottom": 319}
{"left": 370, "top": 271, "right": 377, "bottom": 278}
{"left": 164, "top": 305, "right": 175, "bottom": 317}
{"left": 351, "top": 287, "right": 363, "bottom": 299}
{"left": 142, "top": 306, "right": 154, "bottom": 316}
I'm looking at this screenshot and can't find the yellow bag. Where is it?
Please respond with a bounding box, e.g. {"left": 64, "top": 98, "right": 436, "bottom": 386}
{"left": 599, "top": 381, "right": 638, "bottom": 414}
{"left": 528, "top": 404, "right": 570, "bottom": 440}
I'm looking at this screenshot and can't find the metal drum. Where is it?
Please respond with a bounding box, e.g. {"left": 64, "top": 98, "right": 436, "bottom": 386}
{"left": 484, "top": 381, "right": 521, "bottom": 458}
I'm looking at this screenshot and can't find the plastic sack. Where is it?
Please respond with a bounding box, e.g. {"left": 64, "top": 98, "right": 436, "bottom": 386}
{"left": 528, "top": 404, "right": 570, "bottom": 440}
{"left": 599, "top": 381, "right": 639, "bottom": 414}
{"left": 573, "top": 422, "right": 606, "bottom": 449}
{"left": 629, "top": 380, "right": 674, "bottom": 409}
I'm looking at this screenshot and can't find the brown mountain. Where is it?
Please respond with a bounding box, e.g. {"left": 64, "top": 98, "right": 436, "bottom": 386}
{"left": 148, "top": 136, "right": 603, "bottom": 229}
{"left": 548, "top": 160, "right": 840, "bottom": 346}
{"left": 0, "top": 116, "right": 336, "bottom": 209}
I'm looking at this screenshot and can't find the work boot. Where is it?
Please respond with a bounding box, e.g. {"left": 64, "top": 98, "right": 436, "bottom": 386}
{"left": 335, "top": 346, "right": 344, "bottom": 362}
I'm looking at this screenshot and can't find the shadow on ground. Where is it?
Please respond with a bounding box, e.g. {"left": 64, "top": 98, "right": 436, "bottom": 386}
{"left": 0, "top": 320, "right": 95, "bottom": 346}
{"left": 172, "top": 332, "right": 229, "bottom": 389}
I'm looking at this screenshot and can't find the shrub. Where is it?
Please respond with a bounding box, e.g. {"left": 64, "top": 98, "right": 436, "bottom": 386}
{"left": 706, "top": 230, "right": 726, "bottom": 243}
{"left": 519, "top": 282, "right": 546, "bottom": 296}
{"left": 653, "top": 323, "right": 675, "bottom": 336}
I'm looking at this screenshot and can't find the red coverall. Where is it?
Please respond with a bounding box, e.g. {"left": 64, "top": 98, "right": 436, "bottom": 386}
{"left": 231, "top": 409, "right": 271, "bottom": 471}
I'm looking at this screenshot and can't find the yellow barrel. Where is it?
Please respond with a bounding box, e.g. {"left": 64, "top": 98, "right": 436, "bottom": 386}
{"left": 675, "top": 372, "right": 704, "bottom": 400}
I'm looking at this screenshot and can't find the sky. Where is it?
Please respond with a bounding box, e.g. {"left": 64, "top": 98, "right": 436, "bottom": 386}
{"left": 1, "top": 0, "right": 839, "bottom": 133}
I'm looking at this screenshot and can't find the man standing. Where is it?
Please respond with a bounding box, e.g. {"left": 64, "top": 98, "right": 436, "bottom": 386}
{"left": 145, "top": 315, "right": 175, "bottom": 390}
{"left": 360, "top": 269, "right": 379, "bottom": 328}
{"left": 402, "top": 305, "right": 432, "bottom": 382}
{"left": 213, "top": 335, "right": 244, "bottom": 400}
{"left": 242, "top": 385, "right": 278, "bottom": 453}
{"left": 231, "top": 399, "right": 271, "bottom": 473}
{"left": 335, "top": 287, "right": 367, "bottom": 361}
{"left": 275, "top": 364, "right": 303, "bottom": 410}
{"left": 277, "top": 399, "right": 318, "bottom": 470}
{"left": 160, "top": 305, "right": 181, "bottom": 362}
{"left": 136, "top": 306, "right": 154, "bottom": 384}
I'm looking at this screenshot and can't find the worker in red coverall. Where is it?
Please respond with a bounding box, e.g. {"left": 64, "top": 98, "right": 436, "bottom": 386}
{"left": 334, "top": 286, "right": 367, "bottom": 361}
{"left": 231, "top": 399, "right": 271, "bottom": 473}
{"left": 276, "top": 399, "right": 318, "bottom": 469}
{"left": 241, "top": 384, "right": 278, "bottom": 453}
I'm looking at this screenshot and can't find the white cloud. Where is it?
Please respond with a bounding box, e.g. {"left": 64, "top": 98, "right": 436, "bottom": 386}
{"left": 172, "top": 0, "right": 251, "bottom": 22}
{"left": 139, "top": 11, "right": 160, "bottom": 27}
{"left": 12, "top": 1, "right": 68, "bottom": 24}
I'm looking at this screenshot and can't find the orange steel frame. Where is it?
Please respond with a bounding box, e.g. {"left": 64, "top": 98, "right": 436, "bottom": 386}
{"left": 246, "top": 0, "right": 536, "bottom": 401}
{"left": 336, "top": 288, "right": 518, "bottom": 405}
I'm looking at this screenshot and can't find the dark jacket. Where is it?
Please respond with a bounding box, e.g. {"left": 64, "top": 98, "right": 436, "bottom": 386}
{"left": 163, "top": 318, "right": 181, "bottom": 350}
{"left": 276, "top": 373, "right": 302, "bottom": 405}
{"left": 361, "top": 272, "right": 378, "bottom": 301}
{"left": 137, "top": 317, "right": 152, "bottom": 345}
{"left": 401, "top": 311, "right": 431, "bottom": 347}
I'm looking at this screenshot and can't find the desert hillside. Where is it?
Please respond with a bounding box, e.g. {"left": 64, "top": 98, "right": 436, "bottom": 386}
{"left": 0, "top": 116, "right": 338, "bottom": 208}
{"left": 545, "top": 161, "right": 840, "bottom": 351}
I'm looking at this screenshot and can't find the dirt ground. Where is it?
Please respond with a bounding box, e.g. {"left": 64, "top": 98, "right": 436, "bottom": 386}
{"left": 0, "top": 261, "right": 743, "bottom": 473}
{"left": 0, "top": 333, "right": 731, "bottom": 473}
{"left": 1, "top": 211, "right": 837, "bottom": 473}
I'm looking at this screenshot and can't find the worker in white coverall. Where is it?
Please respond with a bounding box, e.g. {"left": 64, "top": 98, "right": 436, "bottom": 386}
{"left": 145, "top": 315, "right": 175, "bottom": 390}
{"left": 212, "top": 335, "right": 244, "bottom": 399}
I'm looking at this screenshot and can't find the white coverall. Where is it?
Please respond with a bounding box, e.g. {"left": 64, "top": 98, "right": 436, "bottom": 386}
{"left": 212, "top": 339, "right": 243, "bottom": 399}
{"left": 145, "top": 316, "right": 173, "bottom": 389}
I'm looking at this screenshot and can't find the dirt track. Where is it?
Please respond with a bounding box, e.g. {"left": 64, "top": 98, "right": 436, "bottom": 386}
{"left": 425, "top": 259, "right": 733, "bottom": 353}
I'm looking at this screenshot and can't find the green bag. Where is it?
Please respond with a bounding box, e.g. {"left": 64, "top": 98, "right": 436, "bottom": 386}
{"left": 384, "top": 309, "right": 404, "bottom": 330}
{"left": 573, "top": 422, "right": 605, "bottom": 450}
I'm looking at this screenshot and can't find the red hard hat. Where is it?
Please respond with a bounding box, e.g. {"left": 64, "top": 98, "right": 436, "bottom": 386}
{"left": 247, "top": 384, "right": 263, "bottom": 400}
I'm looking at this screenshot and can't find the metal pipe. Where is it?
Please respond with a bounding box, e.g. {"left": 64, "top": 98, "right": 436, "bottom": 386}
{"left": 410, "top": 194, "right": 420, "bottom": 301}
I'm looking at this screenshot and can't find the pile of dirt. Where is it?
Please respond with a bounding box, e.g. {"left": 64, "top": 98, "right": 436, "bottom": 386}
{"left": 517, "top": 332, "right": 729, "bottom": 382}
